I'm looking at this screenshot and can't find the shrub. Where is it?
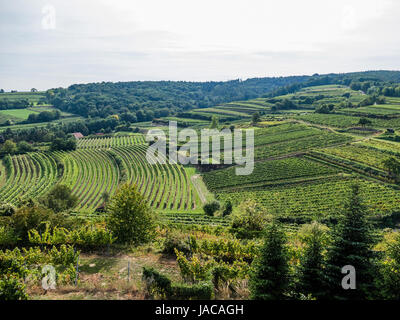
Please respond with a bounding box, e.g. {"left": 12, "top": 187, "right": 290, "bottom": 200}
{"left": 142, "top": 267, "right": 172, "bottom": 299}
{"left": 222, "top": 200, "right": 233, "bottom": 217}
{"left": 230, "top": 200, "right": 271, "bottom": 239}
{"left": 10, "top": 204, "right": 58, "bottom": 243}
{"left": 162, "top": 230, "right": 191, "bottom": 255}
{"left": 175, "top": 249, "right": 214, "bottom": 283}
{"left": 0, "top": 203, "right": 16, "bottom": 217}
{"left": 203, "top": 201, "right": 220, "bottom": 216}
{"left": 41, "top": 184, "right": 78, "bottom": 213}
{"left": 171, "top": 281, "right": 213, "bottom": 300}
{"left": 142, "top": 267, "right": 213, "bottom": 300}
{"left": 107, "top": 184, "right": 156, "bottom": 245}
{"left": 0, "top": 277, "right": 28, "bottom": 300}
{"left": 0, "top": 226, "right": 18, "bottom": 246}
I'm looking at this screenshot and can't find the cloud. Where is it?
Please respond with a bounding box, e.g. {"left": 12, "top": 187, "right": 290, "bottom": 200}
{"left": 0, "top": 0, "right": 399, "bottom": 90}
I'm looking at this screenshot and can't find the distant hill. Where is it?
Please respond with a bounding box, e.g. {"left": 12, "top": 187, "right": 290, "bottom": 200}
{"left": 44, "top": 70, "right": 400, "bottom": 122}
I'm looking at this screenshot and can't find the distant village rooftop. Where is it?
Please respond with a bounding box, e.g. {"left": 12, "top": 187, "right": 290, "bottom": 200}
{"left": 72, "top": 132, "right": 84, "bottom": 139}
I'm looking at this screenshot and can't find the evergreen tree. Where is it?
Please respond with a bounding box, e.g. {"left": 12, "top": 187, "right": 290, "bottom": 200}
{"left": 296, "top": 222, "right": 328, "bottom": 299}
{"left": 323, "top": 184, "right": 377, "bottom": 300}
{"left": 249, "top": 222, "right": 289, "bottom": 300}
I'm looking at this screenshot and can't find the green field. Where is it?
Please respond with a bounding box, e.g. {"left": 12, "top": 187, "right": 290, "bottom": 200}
{"left": 0, "top": 108, "right": 39, "bottom": 120}
{"left": 0, "top": 91, "right": 45, "bottom": 103}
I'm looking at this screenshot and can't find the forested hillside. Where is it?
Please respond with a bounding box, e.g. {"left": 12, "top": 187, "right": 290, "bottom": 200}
{"left": 44, "top": 76, "right": 312, "bottom": 119}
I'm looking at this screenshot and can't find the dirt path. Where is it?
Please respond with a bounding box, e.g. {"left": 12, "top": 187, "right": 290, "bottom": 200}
{"left": 191, "top": 174, "right": 207, "bottom": 204}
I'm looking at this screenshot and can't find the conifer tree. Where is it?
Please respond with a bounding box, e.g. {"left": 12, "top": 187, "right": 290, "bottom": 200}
{"left": 249, "top": 222, "right": 289, "bottom": 300}
{"left": 296, "top": 222, "right": 327, "bottom": 299}
{"left": 324, "top": 184, "right": 376, "bottom": 300}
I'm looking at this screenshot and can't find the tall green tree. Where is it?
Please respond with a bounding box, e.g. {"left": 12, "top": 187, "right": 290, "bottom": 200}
{"left": 249, "top": 222, "right": 289, "bottom": 300}
{"left": 107, "top": 184, "right": 156, "bottom": 244}
{"left": 323, "top": 184, "right": 377, "bottom": 300}
{"left": 2, "top": 140, "right": 17, "bottom": 155}
{"left": 209, "top": 115, "right": 219, "bottom": 129}
{"left": 296, "top": 222, "right": 329, "bottom": 299}
{"left": 251, "top": 112, "right": 261, "bottom": 124}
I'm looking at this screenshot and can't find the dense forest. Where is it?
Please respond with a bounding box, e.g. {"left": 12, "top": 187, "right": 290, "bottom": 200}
{"left": 45, "top": 76, "right": 313, "bottom": 119}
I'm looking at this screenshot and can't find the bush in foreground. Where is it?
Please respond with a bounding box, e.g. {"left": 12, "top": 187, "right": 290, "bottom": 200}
{"left": 107, "top": 184, "right": 156, "bottom": 245}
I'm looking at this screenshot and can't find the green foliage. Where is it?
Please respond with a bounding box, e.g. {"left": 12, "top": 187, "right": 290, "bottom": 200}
{"left": 1, "top": 140, "right": 17, "bottom": 155}
{"left": 0, "top": 245, "right": 79, "bottom": 291}
{"left": 175, "top": 249, "right": 214, "bottom": 283}
{"left": 209, "top": 115, "right": 219, "bottom": 129}
{"left": 50, "top": 137, "right": 76, "bottom": 152}
{"left": 170, "top": 281, "right": 213, "bottom": 300}
{"left": 203, "top": 201, "right": 220, "bottom": 216}
{"left": 10, "top": 204, "right": 60, "bottom": 243}
{"left": 0, "top": 203, "right": 16, "bottom": 217}
{"left": 296, "top": 222, "right": 329, "bottom": 299}
{"left": 2, "top": 154, "right": 12, "bottom": 176}
{"left": 249, "top": 222, "right": 289, "bottom": 300}
{"left": 194, "top": 238, "right": 258, "bottom": 264}
{"left": 315, "top": 104, "right": 334, "bottom": 114}
{"left": 0, "top": 226, "right": 18, "bottom": 246}
{"left": 16, "top": 141, "right": 35, "bottom": 153}
{"left": 251, "top": 112, "right": 261, "bottom": 124}
{"left": 324, "top": 184, "right": 377, "bottom": 300}
{"left": 204, "top": 157, "right": 339, "bottom": 191}
{"left": 230, "top": 200, "right": 271, "bottom": 239}
{"left": 0, "top": 277, "right": 28, "bottom": 300}
{"left": 28, "top": 223, "right": 115, "bottom": 248}
{"left": 48, "top": 244, "right": 79, "bottom": 266}
{"left": 162, "top": 230, "right": 191, "bottom": 255}
{"left": 142, "top": 267, "right": 213, "bottom": 300}
{"left": 358, "top": 117, "right": 372, "bottom": 127}
{"left": 222, "top": 200, "right": 233, "bottom": 217}
{"left": 382, "top": 157, "right": 400, "bottom": 182}
{"left": 376, "top": 232, "right": 400, "bottom": 299}
{"left": 41, "top": 184, "right": 78, "bottom": 213}
{"left": 107, "top": 184, "right": 156, "bottom": 244}
{"left": 142, "top": 266, "right": 172, "bottom": 299}
{"left": 219, "top": 177, "right": 400, "bottom": 225}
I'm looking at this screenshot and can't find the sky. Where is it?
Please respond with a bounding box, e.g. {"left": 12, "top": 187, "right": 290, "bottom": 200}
{"left": 0, "top": 0, "right": 399, "bottom": 91}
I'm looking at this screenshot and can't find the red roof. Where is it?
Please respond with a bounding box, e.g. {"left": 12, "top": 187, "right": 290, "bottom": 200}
{"left": 72, "top": 132, "right": 84, "bottom": 139}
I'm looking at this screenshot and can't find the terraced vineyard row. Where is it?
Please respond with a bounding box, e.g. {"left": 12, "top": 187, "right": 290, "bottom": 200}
{"left": 77, "top": 134, "right": 145, "bottom": 149}
{"left": 203, "top": 157, "right": 341, "bottom": 191}
{"left": 0, "top": 141, "right": 201, "bottom": 213}
{"left": 292, "top": 113, "right": 400, "bottom": 129}
{"left": 112, "top": 145, "right": 200, "bottom": 212}
{"left": 319, "top": 142, "right": 396, "bottom": 171}
{"left": 254, "top": 129, "right": 352, "bottom": 160}
{"left": 217, "top": 176, "right": 400, "bottom": 223}
{"left": 159, "top": 212, "right": 230, "bottom": 227}
{"left": 55, "top": 149, "right": 120, "bottom": 212}
{"left": 0, "top": 153, "right": 59, "bottom": 204}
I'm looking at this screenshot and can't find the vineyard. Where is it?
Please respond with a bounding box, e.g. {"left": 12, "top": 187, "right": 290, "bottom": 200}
{"left": 217, "top": 176, "right": 400, "bottom": 223}
{"left": 253, "top": 126, "right": 352, "bottom": 159}
{"left": 0, "top": 152, "right": 59, "bottom": 204}
{"left": 76, "top": 134, "right": 146, "bottom": 149}
{"left": 203, "top": 157, "right": 341, "bottom": 191}
{"left": 0, "top": 135, "right": 202, "bottom": 214}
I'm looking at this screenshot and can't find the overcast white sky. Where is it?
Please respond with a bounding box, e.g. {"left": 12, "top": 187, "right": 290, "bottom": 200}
{"left": 0, "top": 0, "right": 399, "bottom": 91}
